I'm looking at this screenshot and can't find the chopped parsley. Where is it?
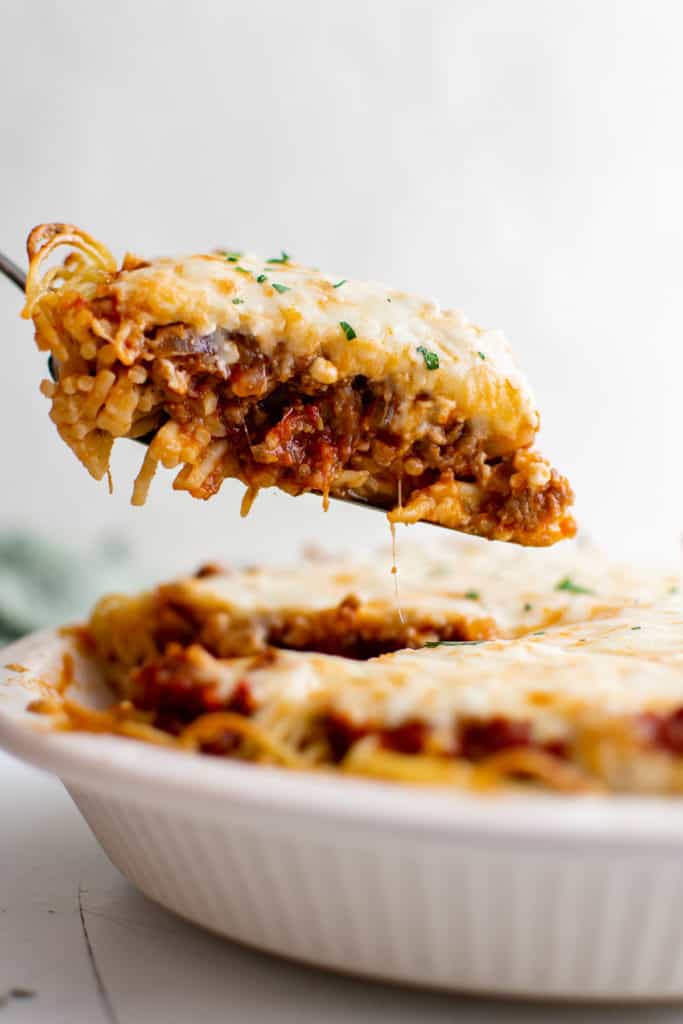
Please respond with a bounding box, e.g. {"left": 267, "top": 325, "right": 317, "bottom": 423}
{"left": 417, "top": 345, "right": 439, "bottom": 370}
{"left": 478, "top": 351, "right": 486, "bottom": 360}
{"left": 386, "top": 297, "right": 392, "bottom": 302}
{"left": 555, "top": 577, "right": 595, "bottom": 595}
{"left": 272, "top": 282, "right": 290, "bottom": 294}
{"left": 339, "top": 320, "right": 357, "bottom": 341}
{"left": 523, "top": 602, "right": 533, "bottom": 612}
{"left": 464, "top": 590, "right": 480, "bottom": 600}
{"left": 332, "top": 279, "right": 347, "bottom": 289}
{"left": 266, "top": 250, "right": 290, "bottom": 264}
{"left": 256, "top": 273, "right": 268, "bottom": 283}
{"left": 224, "top": 251, "right": 241, "bottom": 262}
{"left": 532, "top": 631, "right": 546, "bottom": 637}
{"left": 234, "top": 266, "right": 250, "bottom": 275}
{"left": 631, "top": 626, "right": 642, "bottom": 631}
{"left": 423, "top": 640, "right": 484, "bottom": 648}
{"left": 232, "top": 297, "right": 244, "bottom": 304}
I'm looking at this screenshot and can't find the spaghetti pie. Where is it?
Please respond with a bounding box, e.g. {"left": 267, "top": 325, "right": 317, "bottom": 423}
{"left": 28, "top": 540, "right": 683, "bottom": 794}
{"left": 23, "top": 224, "right": 574, "bottom": 545}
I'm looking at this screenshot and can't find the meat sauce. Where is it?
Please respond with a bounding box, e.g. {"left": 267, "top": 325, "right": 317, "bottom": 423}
{"left": 148, "top": 329, "right": 572, "bottom": 538}
{"left": 148, "top": 592, "right": 490, "bottom": 663}
{"left": 324, "top": 713, "right": 568, "bottom": 764}
{"left": 638, "top": 709, "right": 683, "bottom": 755}
{"left": 131, "top": 647, "right": 256, "bottom": 735}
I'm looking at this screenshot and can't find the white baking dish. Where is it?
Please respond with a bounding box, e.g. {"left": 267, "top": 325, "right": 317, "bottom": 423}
{"left": 3, "top": 628, "right": 683, "bottom": 1002}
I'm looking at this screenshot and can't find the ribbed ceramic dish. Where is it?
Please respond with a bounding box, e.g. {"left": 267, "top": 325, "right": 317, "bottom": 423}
{"left": 4, "top": 629, "right": 683, "bottom": 1002}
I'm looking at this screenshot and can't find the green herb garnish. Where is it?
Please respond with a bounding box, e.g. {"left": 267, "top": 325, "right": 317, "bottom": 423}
{"left": 272, "top": 282, "right": 290, "bottom": 294}
{"left": 532, "top": 631, "right": 546, "bottom": 636}
{"left": 631, "top": 626, "right": 642, "bottom": 630}
{"left": 423, "top": 640, "right": 484, "bottom": 648}
{"left": 266, "top": 250, "right": 290, "bottom": 264}
{"left": 256, "top": 273, "right": 268, "bottom": 283}
{"left": 478, "top": 351, "right": 486, "bottom": 360}
{"left": 224, "top": 251, "right": 242, "bottom": 262}
{"left": 417, "top": 345, "right": 439, "bottom": 370}
{"left": 332, "top": 279, "right": 347, "bottom": 289}
{"left": 523, "top": 602, "right": 533, "bottom": 612}
{"left": 234, "top": 266, "right": 250, "bottom": 275}
{"left": 555, "top": 577, "right": 595, "bottom": 595}
{"left": 339, "top": 321, "right": 357, "bottom": 340}
{"left": 232, "top": 297, "right": 244, "bottom": 304}
{"left": 464, "top": 590, "right": 480, "bottom": 600}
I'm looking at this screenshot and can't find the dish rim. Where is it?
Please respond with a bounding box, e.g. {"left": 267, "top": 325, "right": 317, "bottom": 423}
{"left": 4, "top": 628, "right": 683, "bottom": 847}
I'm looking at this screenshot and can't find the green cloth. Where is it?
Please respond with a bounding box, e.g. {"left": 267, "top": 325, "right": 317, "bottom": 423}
{"left": 0, "top": 532, "right": 148, "bottom": 644}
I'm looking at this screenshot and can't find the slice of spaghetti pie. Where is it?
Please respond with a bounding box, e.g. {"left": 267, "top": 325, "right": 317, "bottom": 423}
{"left": 23, "top": 223, "right": 575, "bottom": 544}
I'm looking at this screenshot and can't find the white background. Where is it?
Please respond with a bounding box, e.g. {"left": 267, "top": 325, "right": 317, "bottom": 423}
{"left": 2, "top": 0, "right": 682, "bottom": 572}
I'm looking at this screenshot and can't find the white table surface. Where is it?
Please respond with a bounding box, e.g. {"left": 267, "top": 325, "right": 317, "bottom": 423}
{"left": 2, "top": 751, "right": 682, "bottom": 1024}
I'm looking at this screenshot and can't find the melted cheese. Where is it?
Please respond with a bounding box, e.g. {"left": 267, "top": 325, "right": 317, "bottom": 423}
{"left": 162, "top": 536, "right": 680, "bottom": 638}
{"left": 197, "top": 604, "right": 683, "bottom": 743}
{"left": 110, "top": 252, "right": 538, "bottom": 451}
